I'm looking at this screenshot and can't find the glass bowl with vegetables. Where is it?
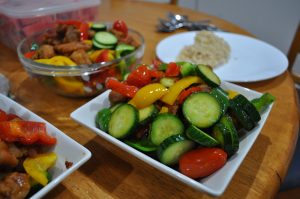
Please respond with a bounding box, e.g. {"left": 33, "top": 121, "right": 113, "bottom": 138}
{"left": 17, "top": 20, "right": 145, "bottom": 97}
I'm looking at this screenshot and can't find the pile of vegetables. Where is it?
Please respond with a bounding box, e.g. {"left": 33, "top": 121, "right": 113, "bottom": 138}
{"left": 0, "top": 109, "right": 57, "bottom": 198}
{"left": 23, "top": 20, "right": 140, "bottom": 96}
{"left": 96, "top": 61, "right": 274, "bottom": 179}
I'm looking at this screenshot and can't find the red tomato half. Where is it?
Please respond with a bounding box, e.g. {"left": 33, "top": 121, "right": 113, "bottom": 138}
{"left": 179, "top": 148, "right": 227, "bottom": 179}
{"left": 165, "top": 62, "right": 180, "bottom": 77}
{"left": 113, "top": 20, "right": 128, "bottom": 37}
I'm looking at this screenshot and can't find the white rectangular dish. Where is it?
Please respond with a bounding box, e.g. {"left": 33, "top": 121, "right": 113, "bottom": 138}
{"left": 0, "top": 93, "right": 92, "bottom": 199}
{"left": 70, "top": 81, "right": 273, "bottom": 197}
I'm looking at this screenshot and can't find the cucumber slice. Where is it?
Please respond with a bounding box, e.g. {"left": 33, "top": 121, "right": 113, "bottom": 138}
{"left": 116, "top": 44, "right": 135, "bottom": 58}
{"left": 212, "top": 115, "right": 239, "bottom": 156}
{"left": 108, "top": 104, "right": 138, "bottom": 139}
{"left": 196, "top": 64, "right": 221, "bottom": 87}
{"left": 93, "top": 31, "right": 118, "bottom": 45}
{"left": 110, "top": 103, "right": 123, "bottom": 113}
{"left": 183, "top": 92, "right": 222, "bottom": 128}
{"left": 177, "top": 62, "right": 197, "bottom": 77}
{"left": 150, "top": 113, "right": 184, "bottom": 145}
{"left": 185, "top": 125, "right": 219, "bottom": 147}
{"left": 93, "top": 39, "right": 115, "bottom": 49}
{"left": 139, "top": 104, "right": 158, "bottom": 125}
{"left": 186, "top": 125, "right": 219, "bottom": 147}
{"left": 210, "top": 87, "right": 230, "bottom": 116}
{"left": 157, "top": 134, "right": 195, "bottom": 165}
{"left": 233, "top": 94, "right": 261, "bottom": 123}
{"left": 95, "top": 108, "right": 111, "bottom": 132}
{"left": 91, "top": 23, "right": 107, "bottom": 31}
{"left": 229, "top": 99, "right": 254, "bottom": 131}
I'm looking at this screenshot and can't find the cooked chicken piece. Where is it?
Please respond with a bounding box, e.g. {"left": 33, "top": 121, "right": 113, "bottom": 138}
{"left": 0, "top": 172, "right": 30, "bottom": 199}
{"left": 63, "top": 25, "right": 80, "bottom": 43}
{"left": 54, "top": 42, "right": 92, "bottom": 54}
{"left": 70, "top": 49, "right": 92, "bottom": 65}
{"left": 110, "top": 29, "right": 140, "bottom": 47}
{"left": 109, "top": 90, "right": 128, "bottom": 105}
{"left": 0, "top": 140, "right": 18, "bottom": 167}
{"left": 35, "top": 44, "right": 55, "bottom": 59}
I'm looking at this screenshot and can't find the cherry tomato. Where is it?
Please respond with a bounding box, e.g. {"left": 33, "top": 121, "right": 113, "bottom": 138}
{"left": 179, "top": 147, "right": 227, "bottom": 179}
{"left": 113, "top": 20, "right": 128, "bottom": 37}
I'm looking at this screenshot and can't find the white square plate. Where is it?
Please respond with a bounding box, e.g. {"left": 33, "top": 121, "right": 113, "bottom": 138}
{"left": 70, "top": 81, "right": 273, "bottom": 197}
{"left": 0, "top": 94, "right": 92, "bottom": 199}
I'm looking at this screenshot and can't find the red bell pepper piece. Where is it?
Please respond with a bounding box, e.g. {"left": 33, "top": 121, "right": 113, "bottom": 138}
{"left": 126, "top": 65, "right": 152, "bottom": 87}
{"left": 0, "top": 121, "right": 56, "bottom": 145}
{"left": 149, "top": 70, "right": 165, "bottom": 79}
{"left": 24, "top": 51, "right": 36, "bottom": 59}
{"left": 178, "top": 86, "right": 203, "bottom": 104}
{"left": 79, "top": 22, "right": 89, "bottom": 40}
{"left": 165, "top": 62, "right": 180, "bottom": 77}
{"left": 105, "top": 78, "right": 138, "bottom": 98}
{"left": 0, "top": 109, "right": 8, "bottom": 122}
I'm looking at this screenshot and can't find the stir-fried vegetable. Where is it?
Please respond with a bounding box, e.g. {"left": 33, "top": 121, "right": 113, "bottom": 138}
{"left": 96, "top": 61, "right": 275, "bottom": 179}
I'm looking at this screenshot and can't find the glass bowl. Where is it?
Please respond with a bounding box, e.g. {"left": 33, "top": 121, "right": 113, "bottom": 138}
{"left": 17, "top": 26, "right": 145, "bottom": 97}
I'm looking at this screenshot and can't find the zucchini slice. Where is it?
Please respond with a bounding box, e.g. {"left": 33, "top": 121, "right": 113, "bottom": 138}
{"left": 91, "top": 23, "right": 107, "bottom": 31}
{"left": 138, "top": 104, "right": 158, "bottom": 125}
{"left": 196, "top": 64, "right": 221, "bottom": 87}
{"left": 92, "top": 39, "right": 115, "bottom": 49}
{"left": 210, "top": 87, "right": 230, "bottom": 116}
{"left": 229, "top": 98, "right": 254, "bottom": 131}
{"left": 233, "top": 95, "right": 261, "bottom": 123}
{"left": 150, "top": 113, "right": 184, "bottom": 145}
{"left": 124, "top": 139, "right": 157, "bottom": 152}
{"left": 157, "top": 134, "right": 195, "bottom": 165}
{"left": 183, "top": 92, "right": 222, "bottom": 128}
{"left": 108, "top": 104, "right": 138, "bottom": 139}
{"left": 212, "top": 115, "right": 239, "bottom": 156}
{"left": 177, "top": 62, "right": 197, "bottom": 77}
{"left": 93, "top": 31, "right": 118, "bottom": 45}
{"left": 95, "top": 108, "right": 111, "bottom": 132}
{"left": 116, "top": 44, "right": 135, "bottom": 58}
{"left": 186, "top": 125, "right": 219, "bottom": 147}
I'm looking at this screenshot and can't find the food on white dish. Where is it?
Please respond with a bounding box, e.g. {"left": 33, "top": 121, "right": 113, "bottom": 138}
{"left": 176, "top": 31, "right": 230, "bottom": 68}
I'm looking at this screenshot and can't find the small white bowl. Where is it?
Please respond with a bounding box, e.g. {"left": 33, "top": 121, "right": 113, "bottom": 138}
{"left": 70, "top": 81, "right": 273, "bottom": 197}
{"left": 0, "top": 93, "right": 91, "bottom": 199}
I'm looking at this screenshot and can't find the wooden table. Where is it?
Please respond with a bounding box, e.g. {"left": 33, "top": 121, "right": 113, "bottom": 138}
{"left": 0, "top": 0, "right": 299, "bottom": 198}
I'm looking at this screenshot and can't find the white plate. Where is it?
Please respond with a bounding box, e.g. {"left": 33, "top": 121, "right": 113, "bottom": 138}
{"left": 156, "top": 31, "right": 288, "bottom": 82}
{"left": 70, "top": 82, "right": 273, "bottom": 197}
{"left": 0, "top": 94, "right": 91, "bottom": 199}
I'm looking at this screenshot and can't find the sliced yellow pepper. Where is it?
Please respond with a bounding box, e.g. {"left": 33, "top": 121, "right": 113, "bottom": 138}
{"left": 35, "top": 56, "right": 76, "bottom": 66}
{"left": 227, "top": 90, "right": 239, "bottom": 99}
{"left": 23, "top": 152, "right": 57, "bottom": 186}
{"left": 160, "top": 76, "right": 202, "bottom": 105}
{"left": 160, "top": 106, "right": 169, "bottom": 113}
{"left": 54, "top": 77, "right": 85, "bottom": 94}
{"left": 129, "top": 83, "right": 168, "bottom": 109}
{"left": 89, "top": 50, "right": 103, "bottom": 62}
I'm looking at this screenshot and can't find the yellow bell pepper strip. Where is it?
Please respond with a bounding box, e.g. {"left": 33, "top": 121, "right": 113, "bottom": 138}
{"left": 159, "top": 106, "right": 169, "bottom": 113}
{"left": 54, "top": 77, "right": 85, "bottom": 95}
{"left": 129, "top": 83, "right": 168, "bottom": 109}
{"left": 160, "top": 76, "right": 202, "bottom": 105}
{"left": 35, "top": 56, "right": 76, "bottom": 66}
{"left": 227, "top": 90, "right": 239, "bottom": 99}
{"left": 89, "top": 50, "right": 103, "bottom": 62}
{"left": 23, "top": 152, "right": 57, "bottom": 186}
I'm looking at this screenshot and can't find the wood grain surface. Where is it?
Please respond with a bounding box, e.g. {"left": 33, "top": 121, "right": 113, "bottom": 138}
{"left": 0, "top": 0, "right": 298, "bottom": 198}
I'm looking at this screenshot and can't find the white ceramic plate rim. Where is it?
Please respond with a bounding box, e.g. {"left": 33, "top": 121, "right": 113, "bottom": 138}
{"left": 70, "top": 82, "right": 273, "bottom": 197}
{"left": 0, "top": 94, "right": 92, "bottom": 199}
{"left": 156, "top": 31, "right": 288, "bottom": 83}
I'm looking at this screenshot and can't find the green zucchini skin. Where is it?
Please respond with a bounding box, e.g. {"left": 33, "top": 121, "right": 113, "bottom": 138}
{"left": 91, "top": 23, "right": 107, "bottom": 31}
{"left": 183, "top": 92, "right": 222, "bottom": 128}
{"left": 233, "top": 95, "right": 261, "bottom": 123}
{"left": 212, "top": 115, "right": 239, "bottom": 156}
{"left": 92, "top": 39, "right": 115, "bottom": 49}
{"left": 150, "top": 113, "right": 184, "bottom": 146}
{"left": 124, "top": 139, "right": 157, "bottom": 152}
{"left": 157, "top": 134, "right": 195, "bottom": 165}
{"left": 210, "top": 87, "right": 230, "bottom": 116}
{"left": 96, "top": 108, "right": 112, "bottom": 132}
{"left": 196, "top": 64, "right": 221, "bottom": 87}
{"left": 138, "top": 104, "right": 158, "bottom": 125}
{"left": 108, "top": 104, "right": 139, "bottom": 139}
{"left": 186, "top": 125, "right": 219, "bottom": 147}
